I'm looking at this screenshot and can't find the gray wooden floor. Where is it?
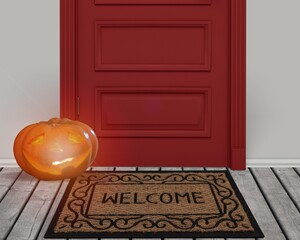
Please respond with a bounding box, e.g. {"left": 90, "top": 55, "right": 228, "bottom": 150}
{"left": 0, "top": 167, "right": 299, "bottom": 240}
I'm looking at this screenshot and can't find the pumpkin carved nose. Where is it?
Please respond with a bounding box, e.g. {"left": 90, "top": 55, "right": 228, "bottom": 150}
{"left": 29, "top": 134, "right": 45, "bottom": 145}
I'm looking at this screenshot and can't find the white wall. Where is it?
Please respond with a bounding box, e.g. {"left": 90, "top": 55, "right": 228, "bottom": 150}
{"left": 0, "top": 0, "right": 300, "bottom": 164}
{"left": 247, "top": 0, "right": 300, "bottom": 159}
{"left": 0, "top": 0, "right": 59, "bottom": 160}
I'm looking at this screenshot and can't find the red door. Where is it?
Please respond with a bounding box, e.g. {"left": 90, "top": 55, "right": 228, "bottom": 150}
{"left": 77, "top": 0, "right": 229, "bottom": 167}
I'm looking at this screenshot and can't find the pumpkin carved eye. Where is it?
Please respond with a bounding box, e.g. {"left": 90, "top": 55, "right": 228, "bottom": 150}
{"left": 68, "top": 132, "right": 85, "bottom": 143}
{"left": 29, "top": 134, "right": 45, "bottom": 145}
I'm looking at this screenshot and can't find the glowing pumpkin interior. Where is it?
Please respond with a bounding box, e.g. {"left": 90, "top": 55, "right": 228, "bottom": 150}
{"left": 14, "top": 118, "right": 98, "bottom": 180}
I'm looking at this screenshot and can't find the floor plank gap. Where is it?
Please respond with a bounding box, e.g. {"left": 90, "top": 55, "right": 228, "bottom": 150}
{"left": 0, "top": 172, "right": 39, "bottom": 240}
{"left": 230, "top": 168, "right": 285, "bottom": 240}
{"left": 7, "top": 180, "right": 62, "bottom": 240}
{"left": 37, "top": 179, "right": 70, "bottom": 240}
{"left": 271, "top": 168, "right": 300, "bottom": 213}
{"left": 35, "top": 180, "right": 64, "bottom": 239}
{"left": 0, "top": 167, "right": 23, "bottom": 202}
{"left": 293, "top": 167, "right": 300, "bottom": 177}
{"left": 248, "top": 168, "right": 288, "bottom": 239}
{"left": 250, "top": 168, "right": 299, "bottom": 240}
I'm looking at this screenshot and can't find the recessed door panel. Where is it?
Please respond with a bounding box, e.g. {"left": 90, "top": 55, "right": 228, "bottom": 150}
{"left": 95, "top": 21, "right": 211, "bottom": 71}
{"left": 95, "top": 88, "right": 211, "bottom": 137}
{"left": 95, "top": 0, "right": 212, "bottom": 5}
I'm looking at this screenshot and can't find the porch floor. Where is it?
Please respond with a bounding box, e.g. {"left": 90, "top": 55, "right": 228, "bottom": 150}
{"left": 0, "top": 167, "right": 299, "bottom": 240}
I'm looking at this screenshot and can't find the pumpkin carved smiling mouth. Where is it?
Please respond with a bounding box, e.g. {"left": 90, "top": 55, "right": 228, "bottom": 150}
{"left": 52, "top": 157, "right": 74, "bottom": 166}
{"left": 23, "top": 147, "right": 91, "bottom": 176}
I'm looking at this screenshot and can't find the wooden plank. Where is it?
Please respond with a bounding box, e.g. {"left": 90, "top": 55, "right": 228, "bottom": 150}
{"left": 273, "top": 168, "right": 300, "bottom": 211}
{"left": 0, "top": 167, "right": 22, "bottom": 200}
{"left": 251, "top": 168, "right": 300, "bottom": 240}
{"left": 0, "top": 171, "right": 38, "bottom": 240}
{"left": 69, "top": 238, "right": 98, "bottom": 240}
{"left": 230, "top": 169, "right": 285, "bottom": 240}
{"left": 198, "top": 239, "right": 224, "bottom": 240}
{"left": 37, "top": 179, "right": 70, "bottom": 240}
{"left": 115, "top": 167, "right": 137, "bottom": 171}
{"left": 132, "top": 239, "right": 160, "bottom": 240}
{"left": 161, "top": 167, "right": 183, "bottom": 171}
{"left": 183, "top": 167, "right": 204, "bottom": 171}
{"left": 205, "top": 167, "right": 227, "bottom": 171}
{"left": 102, "top": 239, "right": 129, "bottom": 240}
{"left": 165, "top": 239, "right": 192, "bottom": 240}
{"left": 7, "top": 180, "right": 62, "bottom": 240}
{"left": 227, "top": 239, "right": 254, "bottom": 240}
{"left": 138, "top": 167, "right": 160, "bottom": 171}
{"left": 92, "top": 166, "right": 114, "bottom": 171}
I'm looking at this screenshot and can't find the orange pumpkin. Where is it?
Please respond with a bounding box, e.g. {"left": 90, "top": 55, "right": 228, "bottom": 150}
{"left": 13, "top": 118, "right": 98, "bottom": 180}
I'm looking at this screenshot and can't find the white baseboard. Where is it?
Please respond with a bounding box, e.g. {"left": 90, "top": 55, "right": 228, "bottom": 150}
{"left": 0, "top": 158, "right": 17, "bottom": 167}
{"left": 1, "top": 158, "right": 300, "bottom": 168}
{"left": 246, "top": 158, "right": 300, "bottom": 167}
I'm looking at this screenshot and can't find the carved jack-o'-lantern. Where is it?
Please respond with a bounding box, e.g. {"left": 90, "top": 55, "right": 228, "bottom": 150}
{"left": 13, "top": 118, "right": 98, "bottom": 180}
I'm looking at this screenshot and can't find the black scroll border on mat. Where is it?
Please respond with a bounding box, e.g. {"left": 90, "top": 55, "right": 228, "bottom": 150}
{"left": 44, "top": 170, "right": 264, "bottom": 239}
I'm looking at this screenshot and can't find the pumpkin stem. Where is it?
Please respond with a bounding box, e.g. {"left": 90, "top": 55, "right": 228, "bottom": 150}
{"left": 48, "top": 118, "right": 62, "bottom": 126}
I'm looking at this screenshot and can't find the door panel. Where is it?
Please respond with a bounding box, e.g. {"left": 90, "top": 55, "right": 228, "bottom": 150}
{"left": 77, "top": 0, "right": 229, "bottom": 167}
{"left": 95, "top": 88, "right": 211, "bottom": 137}
{"left": 94, "top": 0, "right": 212, "bottom": 5}
{"left": 95, "top": 21, "right": 211, "bottom": 71}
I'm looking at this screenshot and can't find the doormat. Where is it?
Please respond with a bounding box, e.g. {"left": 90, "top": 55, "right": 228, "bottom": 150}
{"left": 45, "top": 171, "right": 264, "bottom": 238}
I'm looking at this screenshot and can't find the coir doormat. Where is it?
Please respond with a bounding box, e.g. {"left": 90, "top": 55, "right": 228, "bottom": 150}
{"left": 45, "top": 171, "right": 264, "bottom": 238}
